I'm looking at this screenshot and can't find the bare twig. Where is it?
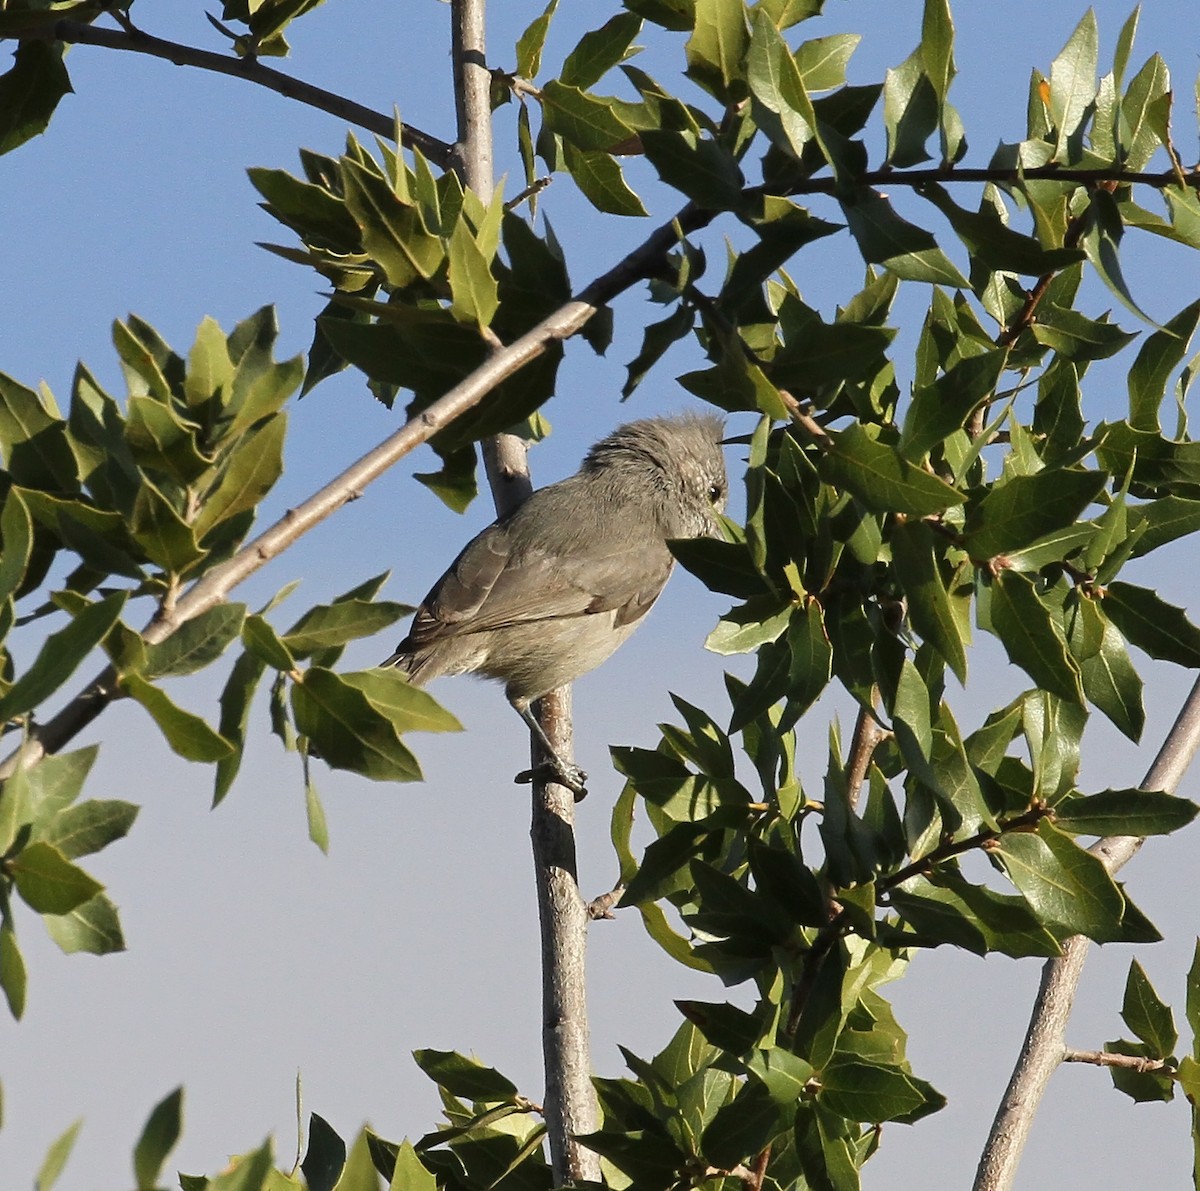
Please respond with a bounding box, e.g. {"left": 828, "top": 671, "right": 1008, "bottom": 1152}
{"left": 974, "top": 676, "right": 1200, "bottom": 1191}
{"left": 845, "top": 698, "right": 887, "bottom": 813}
{"left": 23, "top": 17, "right": 453, "bottom": 165}
{"left": 586, "top": 886, "right": 624, "bottom": 920}
{"left": 1062, "top": 1048, "right": 1171, "bottom": 1074}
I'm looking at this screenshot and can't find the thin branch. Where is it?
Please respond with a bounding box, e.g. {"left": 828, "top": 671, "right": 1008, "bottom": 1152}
{"left": 974, "top": 675, "right": 1200, "bottom": 1191}
{"left": 1062, "top": 1048, "right": 1171, "bottom": 1074}
{"left": 845, "top": 698, "right": 887, "bottom": 813}
{"left": 24, "top": 18, "right": 453, "bottom": 166}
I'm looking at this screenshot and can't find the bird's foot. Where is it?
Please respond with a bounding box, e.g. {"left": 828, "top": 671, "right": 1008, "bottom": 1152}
{"left": 515, "top": 759, "right": 589, "bottom": 800}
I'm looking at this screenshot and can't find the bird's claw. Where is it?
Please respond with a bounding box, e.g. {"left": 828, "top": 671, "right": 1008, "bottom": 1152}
{"left": 515, "top": 760, "right": 589, "bottom": 800}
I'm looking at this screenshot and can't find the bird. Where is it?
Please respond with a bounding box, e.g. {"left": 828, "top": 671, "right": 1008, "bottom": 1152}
{"left": 380, "top": 412, "right": 728, "bottom": 796}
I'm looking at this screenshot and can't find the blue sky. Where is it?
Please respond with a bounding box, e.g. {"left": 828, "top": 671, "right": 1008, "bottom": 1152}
{"left": 3, "top": 2, "right": 1200, "bottom": 1187}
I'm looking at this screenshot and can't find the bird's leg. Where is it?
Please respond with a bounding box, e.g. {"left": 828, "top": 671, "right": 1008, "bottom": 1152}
{"left": 511, "top": 698, "right": 589, "bottom": 800}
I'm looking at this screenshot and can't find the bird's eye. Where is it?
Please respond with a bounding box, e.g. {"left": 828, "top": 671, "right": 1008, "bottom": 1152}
{"left": 708, "top": 483, "right": 725, "bottom": 504}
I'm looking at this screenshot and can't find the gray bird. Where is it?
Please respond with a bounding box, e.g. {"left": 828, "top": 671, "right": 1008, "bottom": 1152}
{"left": 381, "top": 413, "right": 728, "bottom": 795}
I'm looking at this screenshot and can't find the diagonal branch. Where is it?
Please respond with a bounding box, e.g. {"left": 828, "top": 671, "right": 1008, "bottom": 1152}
{"left": 19, "top": 18, "right": 454, "bottom": 166}
{"left": 0, "top": 181, "right": 706, "bottom": 780}
{"left": 973, "top": 675, "right": 1200, "bottom": 1191}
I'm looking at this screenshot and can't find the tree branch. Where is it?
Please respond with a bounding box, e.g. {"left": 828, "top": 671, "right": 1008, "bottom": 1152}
{"left": 974, "top": 675, "right": 1200, "bottom": 1191}
{"left": 25, "top": 17, "right": 454, "bottom": 166}
{"left": 1062, "top": 1048, "right": 1171, "bottom": 1074}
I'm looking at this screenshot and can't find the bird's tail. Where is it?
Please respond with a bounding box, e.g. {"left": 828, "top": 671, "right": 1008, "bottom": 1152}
{"left": 379, "top": 644, "right": 430, "bottom": 687}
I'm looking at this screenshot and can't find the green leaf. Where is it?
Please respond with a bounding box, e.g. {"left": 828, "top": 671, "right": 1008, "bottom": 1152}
{"left": 1082, "top": 189, "right": 1157, "bottom": 326}
{"left": 1128, "top": 298, "right": 1200, "bottom": 431}
{"left": 1129, "top": 496, "right": 1200, "bottom": 558}
{"left": 992, "top": 820, "right": 1125, "bottom": 941}
{"left": 918, "top": 182, "right": 1084, "bottom": 275}
{"left": 1067, "top": 597, "right": 1144, "bottom": 741}
{"left": 561, "top": 12, "right": 643, "bottom": 90}
{"left": 0, "top": 921, "right": 26, "bottom": 1019}
{"left": 124, "top": 395, "right": 209, "bottom": 483}
{"left": 447, "top": 219, "right": 500, "bottom": 327}
{"left": 1103, "top": 581, "right": 1200, "bottom": 668}
{"left": 241, "top": 613, "right": 297, "bottom": 670}
{"left": 0, "top": 41, "right": 71, "bottom": 156}
{"left": 795, "top": 33, "right": 860, "bottom": 92}
{"left": 639, "top": 130, "right": 745, "bottom": 210}
{"left": 1121, "top": 960, "right": 1178, "bottom": 1058}
{"left": 989, "top": 572, "right": 1083, "bottom": 704}
{"left": 41, "top": 799, "right": 139, "bottom": 859}
{"left": 0, "top": 488, "right": 33, "bottom": 605}
{"left": 34, "top": 1118, "right": 82, "bottom": 1191}
{"left": 144, "top": 603, "right": 247, "bottom": 678}
{"left": 562, "top": 142, "right": 647, "bottom": 216}
{"left": 291, "top": 667, "right": 422, "bottom": 781}
{"left": 670, "top": 537, "right": 769, "bottom": 599}
{"left": 746, "top": 9, "right": 819, "bottom": 159}
{"left": 340, "top": 670, "right": 462, "bottom": 734}
{"left": 1054, "top": 788, "right": 1198, "bottom": 837}
{"left": 130, "top": 479, "right": 204, "bottom": 573}
{"left": 301, "top": 1113, "right": 345, "bottom": 1191}
{"left": 1048, "top": 9, "right": 1098, "bottom": 159}
{"left": 701, "top": 1081, "right": 791, "bottom": 1170}
{"left": 134, "top": 1087, "right": 184, "bottom": 1191}
{"left": 10, "top": 841, "right": 103, "bottom": 915}
{"left": 214, "top": 650, "right": 268, "bottom": 806}
{"left": 900, "top": 348, "right": 1007, "bottom": 462}
{"left": 540, "top": 79, "right": 636, "bottom": 152}
{"left": 284, "top": 598, "right": 411, "bottom": 656}
{"left": 0, "top": 592, "right": 127, "bottom": 722}
{"left": 122, "top": 674, "right": 235, "bottom": 762}
{"left": 42, "top": 892, "right": 125, "bottom": 955}
{"left": 341, "top": 159, "right": 442, "bottom": 286}
{"left": 820, "top": 422, "right": 966, "bottom": 516}
{"left": 623, "top": 303, "right": 695, "bottom": 398}
{"left": 192, "top": 414, "right": 287, "bottom": 541}
{"left": 515, "top": 0, "right": 558, "bottom": 78}
{"left": 412, "top": 1049, "right": 519, "bottom": 1102}
{"left": 890, "top": 521, "right": 968, "bottom": 682}
{"left": 685, "top": 0, "right": 748, "bottom": 100}
{"left": 841, "top": 190, "right": 969, "bottom": 286}
{"left": 818, "top": 1057, "right": 927, "bottom": 1123}
{"left": 705, "top": 597, "right": 792, "bottom": 656}
{"left": 964, "top": 469, "right": 1107, "bottom": 560}
{"left": 304, "top": 774, "right": 329, "bottom": 854}
{"left": 387, "top": 1139, "right": 437, "bottom": 1191}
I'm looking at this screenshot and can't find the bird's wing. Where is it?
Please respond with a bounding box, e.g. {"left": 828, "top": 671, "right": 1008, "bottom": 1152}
{"left": 410, "top": 527, "right": 673, "bottom": 644}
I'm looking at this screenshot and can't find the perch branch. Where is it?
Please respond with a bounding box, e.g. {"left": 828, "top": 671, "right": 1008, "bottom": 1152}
{"left": 974, "top": 675, "right": 1200, "bottom": 1191}
{"left": 20, "top": 17, "right": 454, "bottom": 165}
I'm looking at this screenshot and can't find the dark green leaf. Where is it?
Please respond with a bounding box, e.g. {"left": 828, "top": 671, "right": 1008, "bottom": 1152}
{"left": 900, "top": 348, "right": 1007, "bottom": 462}
{"left": 0, "top": 592, "right": 127, "bottom": 722}
{"left": 641, "top": 130, "right": 745, "bottom": 210}
{"left": 122, "top": 674, "right": 235, "bottom": 763}
{"left": 841, "top": 190, "right": 968, "bottom": 286}
{"left": 890, "top": 521, "right": 968, "bottom": 682}
{"left": 541, "top": 80, "right": 636, "bottom": 152}
{"left": 130, "top": 479, "right": 204, "bottom": 574}
{"left": 964, "top": 469, "right": 1107, "bottom": 560}
{"left": 821, "top": 423, "right": 966, "bottom": 516}
{"left": 992, "top": 820, "right": 1125, "bottom": 941}
{"left": 291, "top": 667, "right": 422, "bottom": 781}
{"left": 990, "top": 572, "right": 1083, "bottom": 703}
{"left": 515, "top": 0, "right": 559, "bottom": 78}
{"left": 1129, "top": 299, "right": 1200, "bottom": 431}
{"left": 1103, "top": 581, "right": 1200, "bottom": 668}
{"left": 192, "top": 415, "right": 287, "bottom": 542}
{"left": 144, "top": 603, "right": 247, "bottom": 678}
{"left": 1054, "top": 788, "right": 1198, "bottom": 838}
{"left": 1121, "top": 960, "right": 1177, "bottom": 1058}
{"left": 412, "top": 1049, "right": 519, "bottom": 1102}
{"left": 561, "top": 12, "right": 642, "bottom": 90}
{"left": 685, "top": 0, "right": 748, "bottom": 101}
{"left": 284, "top": 599, "right": 411, "bottom": 656}
{"left": 41, "top": 799, "right": 138, "bottom": 860}
{"left": 701, "top": 1081, "right": 790, "bottom": 1170}
{"left": 0, "top": 41, "right": 71, "bottom": 155}
{"left": 0, "top": 489, "right": 33, "bottom": 605}
{"left": 562, "top": 142, "right": 647, "bottom": 216}
{"left": 818, "top": 1057, "right": 926, "bottom": 1123}
{"left": 339, "top": 669, "right": 462, "bottom": 734}
{"left": 301, "top": 1113, "right": 345, "bottom": 1191}
{"left": 1067, "top": 597, "right": 1144, "bottom": 741}
{"left": 0, "top": 921, "right": 26, "bottom": 1019}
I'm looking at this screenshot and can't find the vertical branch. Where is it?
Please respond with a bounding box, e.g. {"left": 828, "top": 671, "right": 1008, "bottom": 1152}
{"left": 973, "top": 675, "right": 1200, "bottom": 1191}
{"left": 450, "top": 0, "right": 598, "bottom": 1182}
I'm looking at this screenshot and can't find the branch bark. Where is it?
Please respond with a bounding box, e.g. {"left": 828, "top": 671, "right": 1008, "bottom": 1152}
{"left": 450, "top": 0, "right": 598, "bottom": 1180}
{"left": 29, "top": 17, "right": 453, "bottom": 165}
{"left": 974, "top": 675, "right": 1200, "bottom": 1191}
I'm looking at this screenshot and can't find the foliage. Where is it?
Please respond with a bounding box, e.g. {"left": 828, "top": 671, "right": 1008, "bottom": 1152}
{"left": 3, "top": 0, "right": 1200, "bottom": 1188}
